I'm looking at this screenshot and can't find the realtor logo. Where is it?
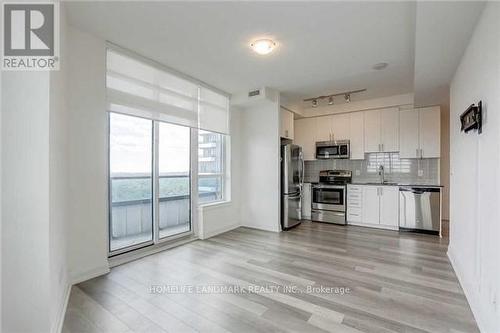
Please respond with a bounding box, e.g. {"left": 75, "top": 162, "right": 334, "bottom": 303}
{"left": 2, "top": 2, "right": 59, "bottom": 70}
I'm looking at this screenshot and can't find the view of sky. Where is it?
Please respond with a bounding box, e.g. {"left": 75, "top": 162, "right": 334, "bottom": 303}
{"left": 110, "top": 113, "right": 190, "bottom": 175}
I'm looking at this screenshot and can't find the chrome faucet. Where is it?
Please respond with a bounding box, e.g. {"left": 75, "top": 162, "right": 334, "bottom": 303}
{"left": 378, "top": 165, "right": 385, "bottom": 184}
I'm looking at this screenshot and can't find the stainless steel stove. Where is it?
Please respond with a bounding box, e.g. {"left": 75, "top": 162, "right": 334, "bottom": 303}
{"left": 311, "top": 170, "right": 352, "bottom": 225}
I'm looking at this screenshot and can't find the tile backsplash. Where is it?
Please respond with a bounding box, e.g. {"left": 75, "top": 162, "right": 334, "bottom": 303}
{"left": 304, "top": 153, "right": 439, "bottom": 185}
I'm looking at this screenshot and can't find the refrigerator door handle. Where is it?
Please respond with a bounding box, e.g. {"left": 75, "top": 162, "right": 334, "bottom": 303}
{"left": 300, "top": 152, "right": 305, "bottom": 188}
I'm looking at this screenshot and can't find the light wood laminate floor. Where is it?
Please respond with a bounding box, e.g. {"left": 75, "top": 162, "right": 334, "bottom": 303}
{"left": 63, "top": 222, "right": 478, "bottom": 333}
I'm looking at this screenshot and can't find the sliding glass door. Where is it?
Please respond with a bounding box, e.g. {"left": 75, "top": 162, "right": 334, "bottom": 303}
{"left": 109, "top": 113, "right": 192, "bottom": 255}
{"left": 109, "top": 113, "right": 153, "bottom": 252}
{"left": 158, "top": 122, "right": 191, "bottom": 239}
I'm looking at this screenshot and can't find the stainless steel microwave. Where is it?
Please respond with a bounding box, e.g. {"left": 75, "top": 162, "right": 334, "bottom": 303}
{"left": 315, "top": 140, "right": 350, "bottom": 159}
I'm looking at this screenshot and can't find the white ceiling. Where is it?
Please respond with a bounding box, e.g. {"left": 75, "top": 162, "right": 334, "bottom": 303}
{"left": 65, "top": 1, "right": 483, "bottom": 108}
{"left": 413, "top": 1, "right": 485, "bottom": 107}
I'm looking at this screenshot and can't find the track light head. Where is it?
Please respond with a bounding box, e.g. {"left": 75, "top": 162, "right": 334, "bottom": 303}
{"left": 328, "top": 96, "right": 334, "bottom": 105}
{"left": 344, "top": 94, "right": 351, "bottom": 103}
{"left": 312, "top": 99, "right": 318, "bottom": 108}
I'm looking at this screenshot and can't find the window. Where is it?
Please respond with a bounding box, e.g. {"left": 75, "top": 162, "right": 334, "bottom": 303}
{"left": 198, "top": 130, "right": 225, "bottom": 204}
{"left": 158, "top": 122, "right": 191, "bottom": 238}
{"left": 108, "top": 112, "right": 193, "bottom": 255}
{"left": 106, "top": 46, "right": 231, "bottom": 255}
{"left": 109, "top": 113, "right": 153, "bottom": 252}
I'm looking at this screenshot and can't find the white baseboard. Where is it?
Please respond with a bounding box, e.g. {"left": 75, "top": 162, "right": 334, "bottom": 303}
{"left": 240, "top": 224, "right": 281, "bottom": 233}
{"left": 70, "top": 265, "right": 110, "bottom": 285}
{"left": 201, "top": 223, "right": 240, "bottom": 239}
{"left": 447, "top": 247, "right": 486, "bottom": 333}
{"left": 52, "top": 281, "right": 71, "bottom": 333}
{"left": 347, "top": 221, "right": 399, "bottom": 231}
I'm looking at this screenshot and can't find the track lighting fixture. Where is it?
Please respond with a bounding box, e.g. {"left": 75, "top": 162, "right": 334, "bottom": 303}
{"left": 303, "top": 89, "right": 365, "bottom": 107}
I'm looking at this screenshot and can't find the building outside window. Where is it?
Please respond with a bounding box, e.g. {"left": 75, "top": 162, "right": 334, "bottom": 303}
{"left": 198, "top": 130, "right": 225, "bottom": 204}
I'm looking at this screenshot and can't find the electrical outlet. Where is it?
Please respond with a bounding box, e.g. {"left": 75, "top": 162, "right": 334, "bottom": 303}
{"left": 418, "top": 169, "right": 424, "bottom": 177}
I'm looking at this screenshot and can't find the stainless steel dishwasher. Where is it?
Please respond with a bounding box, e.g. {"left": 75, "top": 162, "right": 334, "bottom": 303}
{"left": 399, "top": 186, "right": 441, "bottom": 235}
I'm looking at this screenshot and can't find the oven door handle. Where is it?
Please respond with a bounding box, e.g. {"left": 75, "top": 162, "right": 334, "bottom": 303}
{"left": 313, "top": 185, "right": 345, "bottom": 189}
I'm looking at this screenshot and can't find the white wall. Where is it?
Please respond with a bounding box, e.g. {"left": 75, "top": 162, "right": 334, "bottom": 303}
{"left": 239, "top": 96, "right": 281, "bottom": 232}
{"left": 440, "top": 97, "right": 450, "bottom": 221}
{"left": 198, "top": 107, "right": 242, "bottom": 239}
{"left": 1, "top": 8, "right": 74, "bottom": 332}
{"left": 49, "top": 5, "right": 71, "bottom": 331}
{"left": 0, "top": 59, "right": 2, "bottom": 333}
{"left": 449, "top": 3, "right": 500, "bottom": 332}
{"left": 1, "top": 72, "right": 52, "bottom": 332}
{"left": 67, "top": 26, "right": 109, "bottom": 283}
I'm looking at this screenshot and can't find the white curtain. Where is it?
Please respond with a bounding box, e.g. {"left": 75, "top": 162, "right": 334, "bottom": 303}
{"left": 106, "top": 47, "right": 230, "bottom": 134}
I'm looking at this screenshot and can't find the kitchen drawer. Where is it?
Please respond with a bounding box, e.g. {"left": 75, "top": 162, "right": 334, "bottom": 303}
{"left": 348, "top": 193, "right": 362, "bottom": 201}
{"left": 348, "top": 186, "right": 363, "bottom": 193}
{"left": 347, "top": 201, "right": 362, "bottom": 209}
{"left": 347, "top": 195, "right": 361, "bottom": 203}
{"left": 347, "top": 208, "right": 362, "bottom": 222}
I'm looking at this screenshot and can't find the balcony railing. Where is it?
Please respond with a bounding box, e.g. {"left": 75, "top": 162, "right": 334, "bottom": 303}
{"left": 109, "top": 175, "right": 217, "bottom": 251}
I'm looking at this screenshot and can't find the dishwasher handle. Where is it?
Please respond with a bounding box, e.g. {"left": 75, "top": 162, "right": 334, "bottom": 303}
{"left": 399, "top": 187, "right": 440, "bottom": 194}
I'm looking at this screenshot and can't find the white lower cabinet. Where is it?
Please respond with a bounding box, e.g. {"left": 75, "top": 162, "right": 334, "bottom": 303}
{"left": 379, "top": 186, "right": 399, "bottom": 227}
{"left": 347, "top": 185, "right": 399, "bottom": 230}
{"left": 361, "top": 186, "right": 380, "bottom": 225}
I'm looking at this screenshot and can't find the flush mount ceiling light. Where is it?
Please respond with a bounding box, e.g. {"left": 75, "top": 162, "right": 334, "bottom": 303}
{"left": 250, "top": 39, "right": 277, "bottom": 55}
{"left": 372, "top": 62, "right": 389, "bottom": 70}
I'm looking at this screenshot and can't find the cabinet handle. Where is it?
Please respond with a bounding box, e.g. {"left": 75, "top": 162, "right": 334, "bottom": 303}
{"left": 382, "top": 143, "right": 384, "bottom": 152}
{"left": 416, "top": 148, "right": 419, "bottom": 158}
{"left": 420, "top": 149, "right": 423, "bottom": 158}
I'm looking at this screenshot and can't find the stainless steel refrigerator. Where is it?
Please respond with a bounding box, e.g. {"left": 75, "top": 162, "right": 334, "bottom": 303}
{"left": 281, "top": 144, "right": 304, "bottom": 230}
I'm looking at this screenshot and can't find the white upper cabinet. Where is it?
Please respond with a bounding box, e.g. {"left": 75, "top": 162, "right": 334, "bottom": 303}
{"left": 380, "top": 108, "right": 399, "bottom": 152}
{"left": 379, "top": 186, "right": 399, "bottom": 227}
{"left": 364, "top": 110, "right": 381, "bottom": 152}
{"left": 315, "top": 113, "right": 350, "bottom": 142}
{"left": 331, "top": 113, "right": 350, "bottom": 141}
{"left": 399, "top": 106, "right": 440, "bottom": 159}
{"left": 399, "top": 110, "right": 420, "bottom": 158}
{"left": 349, "top": 112, "right": 364, "bottom": 160}
{"left": 280, "top": 107, "right": 295, "bottom": 140}
{"left": 364, "top": 108, "right": 399, "bottom": 153}
{"left": 294, "top": 117, "right": 316, "bottom": 160}
{"left": 419, "top": 106, "right": 440, "bottom": 158}
{"left": 316, "top": 115, "right": 334, "bottom": 142}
